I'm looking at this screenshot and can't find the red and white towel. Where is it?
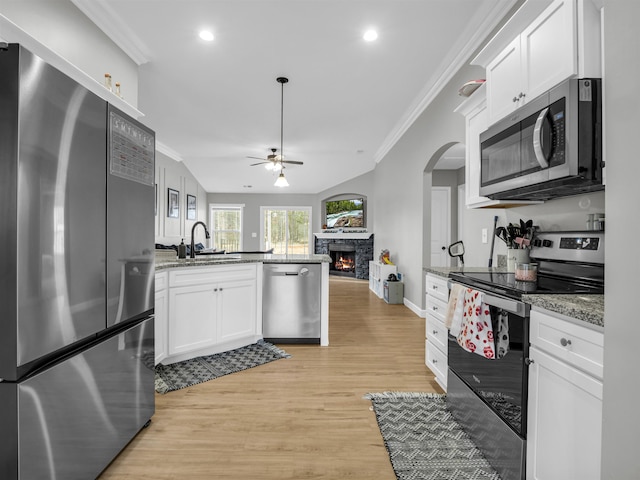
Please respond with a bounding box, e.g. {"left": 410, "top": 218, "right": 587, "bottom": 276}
{"left": 455, "top": 288, "right": 496, "bottom": 360}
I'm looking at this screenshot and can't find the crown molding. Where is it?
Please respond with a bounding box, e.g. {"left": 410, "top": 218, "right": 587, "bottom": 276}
{"left": 70, "top": 0, "right": 150, "bottom": 65}
{"left": 374, "top": 0, "right": 518, "bottom": 164}
{"left": 157, "top": 142, "right": 184, "bottom": 163}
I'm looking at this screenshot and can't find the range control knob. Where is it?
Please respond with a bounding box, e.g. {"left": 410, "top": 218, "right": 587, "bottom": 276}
{"left": 532, "top": 239, "right": 542, "bottom": 247}
{"left": 542, "top": 239, "right": 553, "bottom": 247}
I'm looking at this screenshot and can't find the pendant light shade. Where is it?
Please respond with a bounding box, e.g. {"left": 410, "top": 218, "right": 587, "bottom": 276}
{"left": 274, "top": 171, "right": 289, "bottom": 187}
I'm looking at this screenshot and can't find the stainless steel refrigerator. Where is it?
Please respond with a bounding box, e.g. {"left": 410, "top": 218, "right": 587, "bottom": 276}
{"left": 0, "top": 43, "right": 155, "bottom": 479}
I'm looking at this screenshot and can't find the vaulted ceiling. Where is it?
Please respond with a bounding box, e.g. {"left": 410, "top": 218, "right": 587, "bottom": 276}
{"left": 72, "top": 0, "right": 517, "bottom": 193}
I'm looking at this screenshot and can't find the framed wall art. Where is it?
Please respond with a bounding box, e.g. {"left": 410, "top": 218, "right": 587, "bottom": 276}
{"left": 187, "top": 194, "right": 197, "bottom": 220}
{"left": 167, "top": 188, "right": 179, "bottom": 218}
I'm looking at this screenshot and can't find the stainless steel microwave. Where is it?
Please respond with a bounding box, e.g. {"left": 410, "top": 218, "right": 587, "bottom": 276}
{"left": 479, "top": 78, "right": 603, "bottom": 201}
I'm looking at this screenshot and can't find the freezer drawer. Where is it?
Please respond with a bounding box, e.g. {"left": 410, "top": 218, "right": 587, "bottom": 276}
{"left": 263, "top": 264, "right": 321, "bottom": 343}
{"left": 0, "top": 318, "right": 155, "bottom": 480}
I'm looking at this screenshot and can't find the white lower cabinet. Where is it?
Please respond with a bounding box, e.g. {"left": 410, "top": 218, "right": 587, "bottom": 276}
{"left": 154, "top": 271, "right": 168, "bottom": 365}
{"left": 425, "top": 273, "right": 449, "bottom": 391}
{"left": 163, "top": 264, "right": 260, "bottom": 364}
{"left": 527, "top": 309, "right": 604, "bottom": 480}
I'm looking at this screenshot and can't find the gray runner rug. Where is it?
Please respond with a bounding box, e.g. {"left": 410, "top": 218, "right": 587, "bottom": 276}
{"left": 364, "top": 392, "right": 501, "bottom": 480}
{"left": 155, "top": 340, "right": 291, "bottom": 394}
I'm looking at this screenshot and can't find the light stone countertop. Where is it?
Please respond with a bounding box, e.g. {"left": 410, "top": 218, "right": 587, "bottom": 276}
{"left": 156, "top": 253, "right": 331, "bottom": 271}
{"left": 423, "top": 266, "right": 604, "bottom": 327}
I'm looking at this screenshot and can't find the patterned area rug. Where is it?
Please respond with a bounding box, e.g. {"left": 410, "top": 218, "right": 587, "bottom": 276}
{"left": 155, "top": 340, "right": 291, "bottom": 394}
{"left": 364, "top": 392, "right": 501, "bottom": 480}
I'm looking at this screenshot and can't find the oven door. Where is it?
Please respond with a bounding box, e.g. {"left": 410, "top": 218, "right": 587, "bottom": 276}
{"left": 447, "top": 289, "right": 530, "bottom": 436}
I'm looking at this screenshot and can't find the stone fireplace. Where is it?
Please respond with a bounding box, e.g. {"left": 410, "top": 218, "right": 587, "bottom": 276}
{"left": 314, "top": 233, "right": 373, "bottom": 280}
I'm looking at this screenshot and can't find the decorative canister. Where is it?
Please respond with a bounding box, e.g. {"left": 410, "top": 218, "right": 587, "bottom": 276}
{"left": 507, "top": 248, "right": 530, "bottom": 272}
{"left": 515, "top": 262, "right": 538, "bottom": 282}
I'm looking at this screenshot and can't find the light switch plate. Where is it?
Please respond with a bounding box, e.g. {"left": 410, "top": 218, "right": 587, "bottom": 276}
{"left": 251, "top": 232, "right": 257, "bottom": 238}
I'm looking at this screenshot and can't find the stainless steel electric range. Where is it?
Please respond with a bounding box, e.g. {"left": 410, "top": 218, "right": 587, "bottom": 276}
{"left": 446, "top": 231, "right": 604, "bottom": 480}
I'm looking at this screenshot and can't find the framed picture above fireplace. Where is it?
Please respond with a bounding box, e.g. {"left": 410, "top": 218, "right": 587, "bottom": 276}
{"left": 323, "top": 194, "right": 366, "bottom": 229}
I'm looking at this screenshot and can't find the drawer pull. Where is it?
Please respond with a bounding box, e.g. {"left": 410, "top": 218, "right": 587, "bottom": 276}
{"left": 432, "top": 285, "right": 438, "bottom": 290}
{"left": 432, "top": 358, "right": 438, "bottom": 364}
{"left": 432, "top": 330, "right": 438, "bottom": 335}
{"left": 432, "top": 306, "right": 438, "bottom": 311}
{"left": 560, "top": 338, "right": 572, "bottom": 347}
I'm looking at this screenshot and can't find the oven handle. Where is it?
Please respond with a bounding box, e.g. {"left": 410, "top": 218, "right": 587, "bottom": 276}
{"left": 482, "top": 292, "right": 527, "bottom": 317}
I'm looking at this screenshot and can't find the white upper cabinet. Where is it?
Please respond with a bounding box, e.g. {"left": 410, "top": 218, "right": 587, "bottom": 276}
{"left": 475, "top": 0, "right": 602, "bottom": 126}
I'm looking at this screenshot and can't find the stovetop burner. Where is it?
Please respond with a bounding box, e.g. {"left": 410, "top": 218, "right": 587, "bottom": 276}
{"left": 449, "top": 270, "right": 604, "bottom": 298}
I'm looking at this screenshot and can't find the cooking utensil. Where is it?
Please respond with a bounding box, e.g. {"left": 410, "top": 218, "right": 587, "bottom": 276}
{"left": 488, "top": 215, "right": 498, "bottom": 267}
{"left": 448, "top": 240, "right": 465, "bottom": 266}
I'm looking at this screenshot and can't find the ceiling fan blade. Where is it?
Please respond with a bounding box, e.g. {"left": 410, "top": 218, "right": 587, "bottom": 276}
{"left": 282, "top": 160, "right": 304, "bottom": 165}
{"left": 247, "top": 156, "right": 267, "bottom": 161}
{"left": 250, "top": 161, "right": 269, "bottom": 166}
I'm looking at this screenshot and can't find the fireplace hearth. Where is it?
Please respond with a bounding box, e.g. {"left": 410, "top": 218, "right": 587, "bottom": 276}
{"left": 315, "top": 235, "right": 374, "bottom": 280}
{"left": 329, "top": 244, "right": 356, "bottom": 277}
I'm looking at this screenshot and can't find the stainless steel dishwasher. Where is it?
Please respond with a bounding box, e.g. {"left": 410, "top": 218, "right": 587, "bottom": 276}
{"left": 263, "top": 263, "right": 321, "bottom": 344}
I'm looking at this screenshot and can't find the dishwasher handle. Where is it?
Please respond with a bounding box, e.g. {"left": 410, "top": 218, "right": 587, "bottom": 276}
{"left": 272, "top": 267, "right": 310, "bottom": 277}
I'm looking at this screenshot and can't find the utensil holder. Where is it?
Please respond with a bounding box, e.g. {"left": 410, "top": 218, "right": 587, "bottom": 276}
{"left": 507, "top": 248, "right": 530, "bottom": 272}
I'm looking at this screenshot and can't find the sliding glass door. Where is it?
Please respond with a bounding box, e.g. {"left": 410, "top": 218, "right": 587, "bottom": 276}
{"left": 260, "top": 207, "right": 312, "bottom": 255}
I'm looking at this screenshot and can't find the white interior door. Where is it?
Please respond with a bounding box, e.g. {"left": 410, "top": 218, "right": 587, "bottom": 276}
{"left": 431, "top": 187, "right": 451, "bottom": 267}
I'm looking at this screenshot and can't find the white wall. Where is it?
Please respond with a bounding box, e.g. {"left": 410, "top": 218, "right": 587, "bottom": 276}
{"left": 601, "top": 1, "right": 640, "bottom": 478}
{"left": 155, "top": 152, "right": 208, "bottom": 247}
{"left": 373, "top": 63, "right": 479, "bottom": 307}
{"left": 0, "top": 0, "right": 139, "bottom": 107}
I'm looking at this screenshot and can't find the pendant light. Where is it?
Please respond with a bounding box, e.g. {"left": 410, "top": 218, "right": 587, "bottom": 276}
{"left": 274, "top": 76, "right": 289, "bottom": 187}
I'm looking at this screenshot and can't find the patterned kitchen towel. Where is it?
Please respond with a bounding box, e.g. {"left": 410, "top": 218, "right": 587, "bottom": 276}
{"left": 445, "top": 283, "right": 466, "bottom": 336}
{"left": 456, "top": 288, "right": 496, "bottom": 359}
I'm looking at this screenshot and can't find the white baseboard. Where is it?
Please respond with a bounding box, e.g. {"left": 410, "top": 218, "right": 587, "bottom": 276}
{"left": 403, "top": 297, "right": 426, "bottom": 318}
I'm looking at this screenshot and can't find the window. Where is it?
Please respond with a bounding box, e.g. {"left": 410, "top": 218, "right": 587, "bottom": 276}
{"left": 210, "top": 204, "right": 243, "bottom": 252}
{"left": 260, "top": 206, "right": 312, "bottom": 255}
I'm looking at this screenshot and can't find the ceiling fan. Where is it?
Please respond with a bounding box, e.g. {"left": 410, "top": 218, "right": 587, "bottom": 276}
{"left": 247, "top": 147, "right": 303, "bottom": 170}
{"left": 246, "top": 77, "right": 303, "bottom": 186}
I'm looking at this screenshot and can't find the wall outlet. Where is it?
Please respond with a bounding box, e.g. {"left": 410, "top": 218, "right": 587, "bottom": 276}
{"left": 482, "top": 228, "right": 488, "bottom": 243}
{"left": 251, "top": 232, "right": 257, "bottom": 238}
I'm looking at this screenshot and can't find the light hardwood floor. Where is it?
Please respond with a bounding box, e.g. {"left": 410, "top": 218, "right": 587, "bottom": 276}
{"left": 100, "top": 276, "right": 442, "bottom": 479}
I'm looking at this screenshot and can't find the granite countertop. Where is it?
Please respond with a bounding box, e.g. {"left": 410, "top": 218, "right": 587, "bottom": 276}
{"left": 424, "top": 266, "right": 604, "bottom": 327}
{"left": 523, "top": 294, "right": 604, "bottom": 328}
{"left": 156, "top": 253, "right": 331, "bottom": 271}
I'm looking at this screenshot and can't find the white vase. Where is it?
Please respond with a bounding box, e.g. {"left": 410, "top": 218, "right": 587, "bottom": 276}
{"left": 507, "top": 248, "right": 530, "bottom": 272}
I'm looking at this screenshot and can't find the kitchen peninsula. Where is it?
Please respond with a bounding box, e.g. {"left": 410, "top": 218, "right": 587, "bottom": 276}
{"left": 154, "top": 253, "right": 330, "bottom": 365}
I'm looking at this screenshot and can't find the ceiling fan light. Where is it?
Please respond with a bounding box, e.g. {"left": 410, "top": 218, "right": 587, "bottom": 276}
{"left": 264, "top": 163, "right": 274, "bottom": 171}
{"left": 274, "top": 172, "right": 289, "bottom": 187}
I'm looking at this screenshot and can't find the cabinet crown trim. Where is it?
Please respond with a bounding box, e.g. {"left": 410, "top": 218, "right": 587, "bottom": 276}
{"left": 472, "top": 0, "right": 555, "bottom": 67}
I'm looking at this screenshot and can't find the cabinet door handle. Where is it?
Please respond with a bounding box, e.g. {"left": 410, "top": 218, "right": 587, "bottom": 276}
{"left": 560, "top": 338, "right": 572, "bottom": 347}
{"left": 432, "top": 285, "right": 438, "bottom": 290}
{"left": 525, "top": 358, "right": 534, "bottom": 366}
{"left": 432, "top": 358, "right": 438, "bottom": 364}
{"left": 214, "top": 288, "right": 218, "bottom": 292}
{"left": 513, "top": 96, "right": 519, "bottom": 103}
{"left": 432, "top": 306, "right": 438, "bottom": 311}
{"left": 432, "top": 330, "right": 438, "bottom": 335}
{"left": 519, "top": 92, "right": 526, "bottom": 98}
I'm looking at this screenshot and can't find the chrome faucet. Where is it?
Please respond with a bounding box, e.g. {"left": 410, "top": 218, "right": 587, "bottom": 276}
{"left": 190, "top": 221, "right": 210, "bottom": 258}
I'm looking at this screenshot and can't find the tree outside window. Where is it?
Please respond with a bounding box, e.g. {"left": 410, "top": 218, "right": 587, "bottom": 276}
{"left": 210, "top": 204, "right": 243, "bottom": 252}
{"left": 261, "top": 206, "right": 311, "bottom": 255}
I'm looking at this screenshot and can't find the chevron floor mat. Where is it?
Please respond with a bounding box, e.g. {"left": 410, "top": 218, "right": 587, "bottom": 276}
{"left": 155, "top": 340, "right": 291, "bottom": 394}
{"left": 364, "top": 392, "right": 501, "bottom": 480}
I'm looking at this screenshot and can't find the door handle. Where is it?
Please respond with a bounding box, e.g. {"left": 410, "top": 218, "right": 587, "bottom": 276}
{"left": 533, "top": 107, "right": 551, "bottom": 168}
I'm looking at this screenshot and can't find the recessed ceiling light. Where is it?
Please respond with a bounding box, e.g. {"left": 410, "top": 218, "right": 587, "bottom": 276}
{"left": 363, "top": 29, "right": 378, "bottom": 42}
{"left": 199, "top": 30, "right": 214, "bottom": 42}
